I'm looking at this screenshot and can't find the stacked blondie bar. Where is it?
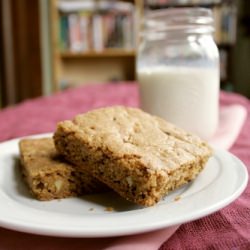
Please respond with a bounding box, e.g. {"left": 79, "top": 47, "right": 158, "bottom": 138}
{"left": 19, "top": 106, "right": 212, "bottom": 206}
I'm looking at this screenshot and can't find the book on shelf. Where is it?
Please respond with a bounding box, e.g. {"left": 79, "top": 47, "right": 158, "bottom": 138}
{"left": 57, "top": 0, "right": 136, "bottom": 53}
{"left": 219, "top": 4, "right": 237, "bottom": 44}
{"left": 212, "top": 4, "right": 237, "bottom": 45}
{"left": 219, "top": 49, "right": 228, "bottom": 81}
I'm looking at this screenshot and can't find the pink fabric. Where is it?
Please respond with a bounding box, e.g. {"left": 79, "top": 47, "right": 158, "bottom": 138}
{"left": 209, "top": 104, "right": 247, "bottom": 149}
{"left": 0, "top": 83, "right": 249, "bottom": 250}
{"left": 104, "top": 226, "right": 180, "bottom": 250}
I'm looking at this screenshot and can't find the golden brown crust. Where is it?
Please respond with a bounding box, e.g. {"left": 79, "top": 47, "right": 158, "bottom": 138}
{"left": 19, "top": 138, "right": 107, "bottom": 200}
{"left": 54, "top": 106, "right": 213, "bottom": 206}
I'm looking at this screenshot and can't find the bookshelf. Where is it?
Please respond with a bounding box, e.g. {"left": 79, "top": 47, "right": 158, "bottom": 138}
{"left": 50, "top": 0, "right": 237, "bottom": 91}
{"left": 50, "top": 0, "right": 143, "bottom": 91}
{"left": 60, "top": 49, "right": 136, "bottom": 58}
{"left": 145, "top": 0, "right": 238, "bottom": 90}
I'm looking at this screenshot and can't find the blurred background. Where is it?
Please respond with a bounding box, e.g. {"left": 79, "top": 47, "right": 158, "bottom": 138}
{"left": 0, "top": 0, "right": 249, "bottom": 108}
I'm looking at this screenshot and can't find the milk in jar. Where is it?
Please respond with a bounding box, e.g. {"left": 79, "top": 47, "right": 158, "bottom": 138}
{"left": 137, "top": 8, "right": 220, "bottom": 139}
{"left": 138, "top": 66, "right": 219, "bottom": 139}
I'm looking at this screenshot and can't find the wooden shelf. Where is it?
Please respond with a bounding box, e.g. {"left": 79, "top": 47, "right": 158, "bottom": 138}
{"left": 50, "top": 0, "right": 142, "bottom": 90}
{"left": 60, "top": 49, "right": 136, "bottom": 58}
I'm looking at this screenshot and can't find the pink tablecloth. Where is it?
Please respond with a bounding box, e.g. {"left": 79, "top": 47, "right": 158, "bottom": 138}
{"left": 0, "top": 83, "right": 249, "bottom": 249}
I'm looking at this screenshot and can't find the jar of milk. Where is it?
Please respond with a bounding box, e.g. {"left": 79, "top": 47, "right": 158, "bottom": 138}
{"left": 137, "top": 8, "right": 219, "bottom": 139}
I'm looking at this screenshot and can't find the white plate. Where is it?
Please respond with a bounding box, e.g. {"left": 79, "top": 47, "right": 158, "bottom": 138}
{"left": 0, "top": 133, "right": 248, "bottom": 238}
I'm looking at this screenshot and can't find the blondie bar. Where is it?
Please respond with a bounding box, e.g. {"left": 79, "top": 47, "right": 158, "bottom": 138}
{"left": 54, "top": 106, "right": 212, "bottom": 206}
{"left": 19, "top": 138, "right": 106, "bottom": 200}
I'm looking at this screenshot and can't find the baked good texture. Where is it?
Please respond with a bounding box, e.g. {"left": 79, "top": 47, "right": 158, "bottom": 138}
{"left": 19, "top": 138, "right": 106, "bottom": 201}
{"left": 54, "top": 106, "right": 213, "bottom": 206}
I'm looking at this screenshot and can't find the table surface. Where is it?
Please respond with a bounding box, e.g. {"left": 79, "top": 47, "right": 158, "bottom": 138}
{"left": 0, "top": 83, "right": 249, "bottom": 249}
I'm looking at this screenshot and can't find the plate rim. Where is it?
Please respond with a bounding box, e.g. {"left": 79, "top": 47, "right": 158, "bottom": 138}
{"left": 0, "top": 133, "right": 248, "bottom": 238}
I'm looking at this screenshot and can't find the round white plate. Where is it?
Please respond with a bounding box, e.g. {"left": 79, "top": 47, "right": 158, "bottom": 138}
{"left": 0, "top": 134, "right": 248, "bottom": 238}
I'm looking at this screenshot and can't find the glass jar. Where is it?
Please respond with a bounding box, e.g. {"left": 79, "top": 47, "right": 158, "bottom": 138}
{"left": 137, "top": 8, "right": 219, "bottom": 139}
